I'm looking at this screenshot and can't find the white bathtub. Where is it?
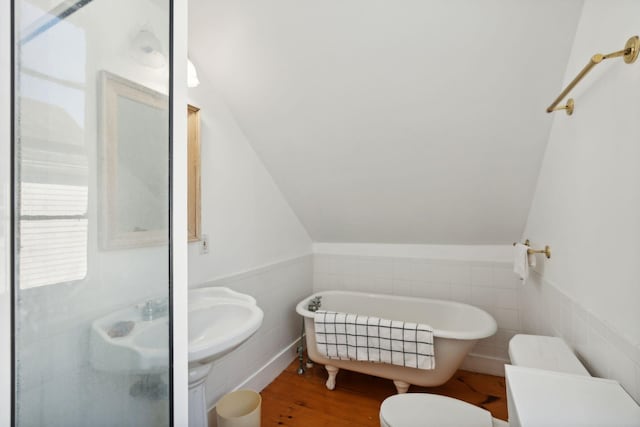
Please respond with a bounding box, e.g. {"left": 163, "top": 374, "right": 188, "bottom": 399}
{"left": 296, "top": 290, "right": 497, "bottom": 393}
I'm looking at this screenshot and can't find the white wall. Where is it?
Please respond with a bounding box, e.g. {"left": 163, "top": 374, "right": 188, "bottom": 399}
{"left": 521, "top": 0, "right": 640, "bottom": 402}
{"left": 190, "top": 0, "right": 584, "bottom": 246}
{"left": 1, "top": 0, "right": 12, "bottom": 421}
{"left": 185, "top": 63, "right": 313, "bottom": 418}
{"left": 186, "top": 76, "right": 312, "bottom": 285}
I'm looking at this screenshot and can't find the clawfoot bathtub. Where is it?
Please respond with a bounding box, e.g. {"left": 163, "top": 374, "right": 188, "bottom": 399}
{"left": 296, "top": 291, "right": 497, "bottom": 394}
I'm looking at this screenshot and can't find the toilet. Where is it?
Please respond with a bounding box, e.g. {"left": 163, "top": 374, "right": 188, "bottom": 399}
{"left": 379, "top": 334, "right": 589, "bottom": 427}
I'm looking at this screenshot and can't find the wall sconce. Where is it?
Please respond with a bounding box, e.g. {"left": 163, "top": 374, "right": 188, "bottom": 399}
{"left": 131, "top": 26, "right": 200, "bottom": 88}
{"left": 131, "top": 29, "right": 166, "bottom": 69}
{"left": 188, "top": 58, "right": 200, "bottom": 88}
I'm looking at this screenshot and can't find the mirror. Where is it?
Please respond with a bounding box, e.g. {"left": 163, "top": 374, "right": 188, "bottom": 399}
{"left": 98, "top": 71, "right": 169, "bottom": 249}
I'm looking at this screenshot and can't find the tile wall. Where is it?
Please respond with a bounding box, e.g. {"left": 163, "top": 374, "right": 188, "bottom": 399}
{"left": 521, "top": 271, "right": 640, "bottom": 403}
{"left": 311, "top": 253, "right": 640, "bottom": 403}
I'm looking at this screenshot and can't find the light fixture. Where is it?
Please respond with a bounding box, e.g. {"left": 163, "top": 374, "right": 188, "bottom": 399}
{"left": 131, "top": 29, "right": 166, "bottom": 69}
{"left": 188, "top": 58, "right": 200, "bottom": 88}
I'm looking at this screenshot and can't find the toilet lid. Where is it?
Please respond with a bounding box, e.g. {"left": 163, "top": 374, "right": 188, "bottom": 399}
{"left": 380, "top": 393, "right": 493, "bottom": 427}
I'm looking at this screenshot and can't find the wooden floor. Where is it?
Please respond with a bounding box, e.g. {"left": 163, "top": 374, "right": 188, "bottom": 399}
{"left": 260, "top": 357, "right": 507, "bottom": 426}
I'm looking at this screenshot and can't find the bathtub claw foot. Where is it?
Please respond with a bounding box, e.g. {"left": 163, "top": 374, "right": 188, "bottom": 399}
{"left": 325, "top": 365, "right": 339, "bottom": 390}
{"left": 393, "top": 380, "right": 410, "bottom": 394}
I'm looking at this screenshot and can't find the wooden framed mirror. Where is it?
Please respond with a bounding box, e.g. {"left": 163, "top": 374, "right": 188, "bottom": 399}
{"left": 98, "top": 71, "right": 169, "bottom": 249}
{"left": 187, "top": 104, "right": 201, "bottom": 242}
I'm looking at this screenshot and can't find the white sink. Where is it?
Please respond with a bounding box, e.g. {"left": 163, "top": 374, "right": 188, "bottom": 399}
{"left": 90, "top": 287, "right": 263, "bottom": 373}
{"left": 89, "top": 287, "right": 263, "bottom": 427}
{"left": 188, "top": 287, "right": 264, "bottom": 365}
{"left": 90, "top": 302, "right": 170, "bottom": 373}
{"left": 187, "top": 287, "right": 263, "bottom": 427}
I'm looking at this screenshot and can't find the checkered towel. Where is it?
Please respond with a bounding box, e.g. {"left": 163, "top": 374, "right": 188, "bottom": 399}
{"left": 314, "top": 310, "right": 435, "bottom": 370}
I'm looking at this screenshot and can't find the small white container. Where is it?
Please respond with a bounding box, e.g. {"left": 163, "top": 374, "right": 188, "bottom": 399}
{"left": 216, "top": 389, "right": 261, "bottom": 427}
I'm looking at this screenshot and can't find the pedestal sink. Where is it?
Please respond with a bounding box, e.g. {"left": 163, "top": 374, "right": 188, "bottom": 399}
{"left": 188, "top": 287, "right": 263, "bottom": 427}
{"left": 89, "top": 287, "right": 263, "bottom": 427}
{"left": 90, "top": 298, "right": 171, "bottom": 374}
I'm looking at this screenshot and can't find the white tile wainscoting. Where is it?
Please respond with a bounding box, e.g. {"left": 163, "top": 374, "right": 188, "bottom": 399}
{"left": 311, "top": 253, "right": 640, "bottom": 403}
{"left": 521, "top": 271, "right": 640, "bottom": 404}
{"left": 191, "top": 254, "right": 313, "bottom": 417}
{"left": 313, "top": 254, "right": 525, "bottom": 376}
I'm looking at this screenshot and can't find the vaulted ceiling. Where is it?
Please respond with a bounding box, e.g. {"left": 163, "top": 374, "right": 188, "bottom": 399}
{"left": 189, "top": 0, "right": 584, "bottom": 244}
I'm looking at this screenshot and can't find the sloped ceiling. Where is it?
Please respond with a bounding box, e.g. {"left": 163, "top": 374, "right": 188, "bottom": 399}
{"left": 189, "top": 0, "right": 584, "bottom": 244}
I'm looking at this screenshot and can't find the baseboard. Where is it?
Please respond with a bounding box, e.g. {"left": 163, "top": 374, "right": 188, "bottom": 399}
{"left": 461, "top": 353, "right": 508, "bottom": 377}
{"left": 234, "top": 339, "right": 299, "bottom": 392}
{"left": 207, "top": 339, "right": 299, "bottom": 424}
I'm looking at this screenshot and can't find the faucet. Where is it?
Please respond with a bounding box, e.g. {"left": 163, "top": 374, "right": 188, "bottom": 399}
{"left": 141, "top": 298, "right": 169, "bottom": 321}
{"left": 307, "top": 296, "right": 322, "bottom": 312}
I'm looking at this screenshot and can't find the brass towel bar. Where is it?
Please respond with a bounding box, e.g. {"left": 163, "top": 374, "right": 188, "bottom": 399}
{"left": 547, "top": 35, "right": 640, "bottom": 115}
{"left": 513, "top": 239, "right": 551, "bottom": 259}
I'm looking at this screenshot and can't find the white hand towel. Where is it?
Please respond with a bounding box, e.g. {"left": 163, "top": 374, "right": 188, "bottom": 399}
{"left": 513, "top": 243, "right": 530, "bottom": 283}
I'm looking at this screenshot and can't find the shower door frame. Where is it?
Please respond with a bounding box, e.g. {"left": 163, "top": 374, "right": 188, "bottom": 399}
{"left": 1, "top": 0, "right": 13, "bottom": 425}
{"left": 3, "top": 0, "right": 190, "bottom": 424}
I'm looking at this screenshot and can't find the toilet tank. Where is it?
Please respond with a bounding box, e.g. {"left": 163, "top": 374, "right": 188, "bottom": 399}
{"left": 508, "top": 334, "right": 590, "bottom": 376}
{"left": 505, "top": 366, "right": 640, "bottom": 427}
{"left": 506, "top": 334, "right": 591, "bottom": 427}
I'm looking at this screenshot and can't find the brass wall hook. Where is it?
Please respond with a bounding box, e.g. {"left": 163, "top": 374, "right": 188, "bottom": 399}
{"left": 528, "top": 245, "right": 552, "bottom": 259}
{"left": 623, "top": 35, "right": 640, "bottom": 64}
{"left": 550, "top": 98, "right": 574, "bottom": 116}
{"left": 513, "top": 240, "right": 551, "bottom": 259}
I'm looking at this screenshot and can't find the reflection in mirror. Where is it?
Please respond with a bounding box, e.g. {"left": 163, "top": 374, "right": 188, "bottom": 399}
{"left": 99, "top": 71, "right": 168, "bottom": 249}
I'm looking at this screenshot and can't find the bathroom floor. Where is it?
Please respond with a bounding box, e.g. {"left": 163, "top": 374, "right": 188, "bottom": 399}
{"left": 260, "top": 357, "right": 508, "bottom": 426}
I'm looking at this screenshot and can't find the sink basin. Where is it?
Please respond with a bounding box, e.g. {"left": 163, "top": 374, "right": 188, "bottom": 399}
{"left": 90, "top": 287, "right": 263, "bottom": 373}
{"left": 90, "top": 303, "right": 170, "bottom": 373}
{"left": 188, "top": 287, "right": 263, "bottom": 365}
{"left": 187, "top": 287, "right": 263, "bottom": 427}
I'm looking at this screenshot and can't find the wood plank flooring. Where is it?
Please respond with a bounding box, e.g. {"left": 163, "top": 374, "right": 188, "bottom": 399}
{"left": 260, "top": 357, "right": 508, "bottom": 426}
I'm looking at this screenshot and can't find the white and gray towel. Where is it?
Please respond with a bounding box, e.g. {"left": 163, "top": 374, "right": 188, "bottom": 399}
{"left": 514, "top": 243, "right": 536, "bottom": 283}
{"left": 313, "top": 310, "right": 435, "bottom": 370}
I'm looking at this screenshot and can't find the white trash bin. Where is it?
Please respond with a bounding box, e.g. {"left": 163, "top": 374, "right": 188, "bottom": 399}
{"left": 216, "top": 389, "right": 261, "bottom": 427}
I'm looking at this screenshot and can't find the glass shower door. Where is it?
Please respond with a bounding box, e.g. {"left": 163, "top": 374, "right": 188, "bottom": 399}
{"left": 13, "top": 0, "right": 172, "bottom": 425}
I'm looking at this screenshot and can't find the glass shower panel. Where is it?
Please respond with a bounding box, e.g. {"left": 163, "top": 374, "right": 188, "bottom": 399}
{"left": 13, "top": 0, "right": 171, "bottom": 426}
